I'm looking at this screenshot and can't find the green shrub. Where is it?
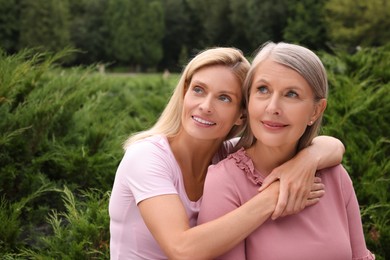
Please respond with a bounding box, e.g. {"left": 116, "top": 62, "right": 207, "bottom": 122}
{"left": 19, "top": 187, "right": 110, "bottom": 260}
{"left": 0, "top": 48, "right": 177, "bottom": 257}
{"left": 0, "top": 176, "right": 58, "bottom": 255}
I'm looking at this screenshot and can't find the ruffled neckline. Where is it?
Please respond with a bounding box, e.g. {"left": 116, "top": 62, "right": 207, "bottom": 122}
{"left": 227, "top": 148, "right": 265, "bottom": 186}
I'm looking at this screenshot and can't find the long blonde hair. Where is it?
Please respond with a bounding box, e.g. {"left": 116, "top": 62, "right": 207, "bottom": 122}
{"left": 237, "top": 42, "right": 328, "bottom": 152}
{"left": 123, "top": 47, "right": 250, "bottom": 149}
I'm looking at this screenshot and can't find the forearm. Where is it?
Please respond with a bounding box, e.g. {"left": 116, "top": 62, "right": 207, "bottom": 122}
{"left": 171, "top": 184, "right": 278, "bottom": 260}
{"left": 303, "top": 135, "right": 345, "bottom": 170}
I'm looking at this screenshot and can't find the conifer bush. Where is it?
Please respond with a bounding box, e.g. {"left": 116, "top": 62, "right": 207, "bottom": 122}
{"left": 0, "top": 48, "right": 176, "bottom": 258}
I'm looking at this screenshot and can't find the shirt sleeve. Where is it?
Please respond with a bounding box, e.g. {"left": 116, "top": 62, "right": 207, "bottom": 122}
{"left": 198, "top": 162, "right": 246, "bottom": 260}
{"left": 119, "top": 140, "right": 178, "bottom": 204}
{"left": 340, "top": 167, "right": 375, "bottom": 260}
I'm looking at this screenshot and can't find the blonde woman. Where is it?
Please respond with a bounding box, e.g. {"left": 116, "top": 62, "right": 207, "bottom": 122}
{"left": 109, "top": 47, "right": 345, "bottom": 259}
{"left": 198, "top": 42, "right": 374, "bottom": 259}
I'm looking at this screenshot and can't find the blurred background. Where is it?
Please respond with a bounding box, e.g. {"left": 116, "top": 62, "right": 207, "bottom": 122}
{"left": 1, "top": 0, "right": 389, "bottom": 71}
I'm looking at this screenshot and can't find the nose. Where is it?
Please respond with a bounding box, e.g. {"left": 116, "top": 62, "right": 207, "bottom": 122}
{"left": 199, "top": 96, "right": 213, "bottom": 113}
{"left": 265, "top": 95, "right": 281, "bottom": 115}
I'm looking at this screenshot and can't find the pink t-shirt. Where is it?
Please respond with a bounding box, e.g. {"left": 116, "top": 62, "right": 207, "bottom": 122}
{"left": 109, "top": 135, "right": 236, "bottom": 259}
{"left": 198, "top": 148, "right": 375, "bottom": 260}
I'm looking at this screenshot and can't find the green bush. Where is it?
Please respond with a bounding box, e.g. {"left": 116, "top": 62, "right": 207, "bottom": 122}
{"left": 0, "top": 47, "right": 388, "bottom": 258}
{"left": 0, "top": 48, "right": 177, "bottom": 258}
{"left": 19, "top": 187, "right": 111, "bottom": 260}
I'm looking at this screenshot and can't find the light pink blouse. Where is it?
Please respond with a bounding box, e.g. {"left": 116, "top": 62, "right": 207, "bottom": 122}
{"left": 198, "top": 148, "right": 375, "bottom": 260}
{"left": 109, "top": 135, "right": 237, "bottom": 259}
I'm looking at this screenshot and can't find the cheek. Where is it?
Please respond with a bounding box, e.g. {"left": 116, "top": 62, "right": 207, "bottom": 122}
{"left": 183, "top": 94, "right": 196, "bottom": 111}
{"left": 215, "top": 102, "right": 242, "bottom": 125}
{"left": 248, "top": 99, "right": 265, "bottom": 118}
{"left": 292, "top": 107, "right": 314, "bottom": 130}
{"left": 223, "top": 106, "right": 241, "bottom": 124}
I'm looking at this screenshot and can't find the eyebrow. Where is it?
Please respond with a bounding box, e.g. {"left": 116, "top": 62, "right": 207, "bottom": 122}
{"left": 220, "top": 90, "right": 240, "bottom": 98}
{"left": 253, "top": 78, "right": 303, "bottom": 90}
{"left": 191, "top": 80, "right": 240, "bottom": 97}
{"left": 252, "top": 78, "right": 269, "bottom": 85}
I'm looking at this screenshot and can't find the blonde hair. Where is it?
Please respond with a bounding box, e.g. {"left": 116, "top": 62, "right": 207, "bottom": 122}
{"left": 123, "top": 47, "right": 250, "bottom": 149}
{"left": 238, "top": 42, "right": 328, "bottom": 152}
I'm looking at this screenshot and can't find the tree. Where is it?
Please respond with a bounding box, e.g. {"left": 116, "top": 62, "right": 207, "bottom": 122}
{"left": 68, "top": 0, "right": 109, "bottom": 64}
{"left": 105, "top": 0, "right": 164, "bottom": 70}
{"left": 244, "top": 0, "right": 289, "bottom": 51}
{"left": 0, "top": 0, "right": 20, "bottom": 53}
{"left": 160, "top": 0, "right": 199, "bottom": 71}
{"left": 139, "top": 1, "right": 164, "bottom": 69}
{"left": 228, "top": 0, "right": 252, "bottom": 55}
{"left": 324, "top": 0, "right": 390, "bottom": 50}
{"left": 18, "top": 0, "right": 72, "bottom": 52}
{"left": 283, "top": 0, "right": 329, "bottom": 51}
{"left": 200, "top": 1, "right": 233, "bottom": 46}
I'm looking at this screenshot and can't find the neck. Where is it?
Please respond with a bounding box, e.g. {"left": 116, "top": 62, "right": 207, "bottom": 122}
{"left": 247, "top": 142, "right": 297, "bottom": 176}
{"left": 168, "top": 132, "right": 223, "bottom": 201}
{"left": 169, "top": 134, "right": 221, "bottom": 172}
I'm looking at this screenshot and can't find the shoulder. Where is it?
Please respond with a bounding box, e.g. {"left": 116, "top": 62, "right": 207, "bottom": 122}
{"left": 124, "top": 135, "right": 171, "bottom": 160}
{"left": 319, "top": 164, "right": 352, "bottom": 184}
{"left": 318, "top": 164, "right": 354, "bottom": 200}
{"left": 119, "top": 135, "right": 176, "bottom": 173}
{"left": 126, "top": 135, "right": 169, "bottom": 152}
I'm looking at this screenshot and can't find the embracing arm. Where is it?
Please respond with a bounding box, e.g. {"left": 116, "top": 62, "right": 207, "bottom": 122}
{"left": 307, "top": 135, "right": 345, "bottom": 169}
{"left": 139, "top": 182, "right": 279, "bottom": 260}
{"left": 259, "top": 135, "right": 345, "bottom": 219}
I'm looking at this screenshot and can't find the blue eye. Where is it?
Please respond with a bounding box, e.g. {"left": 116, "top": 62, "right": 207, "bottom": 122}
{"left": 257, "top": 86, "right": 268, "bottom": 94}
{"left": 286, "top": 91, "right": 298, "bottom": 98}
{"left": 193, "top": 86, "right": 203, "bottom": 94}
{"left": 219, "top": 95, "right": 232, "bottom": 103}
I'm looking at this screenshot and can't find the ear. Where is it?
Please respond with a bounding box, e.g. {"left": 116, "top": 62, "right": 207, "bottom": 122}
{"left": 310, "top": 99, "right": 327, "bottom": 124}
{"left": 235, "top": 111, "right": 246, "bottom": 126}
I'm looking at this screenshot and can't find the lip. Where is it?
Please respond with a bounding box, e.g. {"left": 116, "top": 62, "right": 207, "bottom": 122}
{"left": 261, "top": 120, "right": 287, "bottom": 130}
{"left": 192, "top": 115, "right": 216, "bottom": 126}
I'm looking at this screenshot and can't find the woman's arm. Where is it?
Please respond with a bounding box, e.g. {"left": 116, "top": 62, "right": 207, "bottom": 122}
{"left": 341, "top": 167, "right": 375, "bottom": 259}
{"left": 138, "top": 181, "right": 279, "bottom": 260}
{"left": 259, "top": 135, "right": 345, "bottom": 219}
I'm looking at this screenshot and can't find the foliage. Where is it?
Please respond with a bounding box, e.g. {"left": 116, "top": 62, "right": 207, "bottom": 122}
{"left": 0, "top": 176, "right": 59, "bottom": 255}
{"left": 160, "top": 0, "right": 195, "bottom": 70}
{"left": 19, "top": 187, "right": 111, "bottom": 259}
{"left": 0, "top": 47, "right": 388, "bottom": 258}
{"left": 105, "top": 0, "right": 164, "bottom": 69}
{"left": 18, "top": 0, "right": 72, "bottom": 53}
{"left": 324, "top": 0, "right": 390, "bottom": 50}
{"left": 0, "top": 48, "right": 176, "bottom": 257}
{"left": 0, "top": 0, "right": 20, "bottom": 53}
{"left": 244, "top": 0, "right": 288, "bottom": 50}
{"left": 2, "top": 0, "right": 390, "bottom": 71}
{"left": 68, "top": 0, "right": 109, "bottom": 64}
{"left": 283, "top": 0, "right": 328, "bottom": 50}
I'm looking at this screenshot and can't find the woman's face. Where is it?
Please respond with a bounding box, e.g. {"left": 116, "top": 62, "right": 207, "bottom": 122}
{"left": 181, "top": 65, "right": 243, "bottom": 141}
{"left": 248, "top": 59, "right": 324, "bottom": 149}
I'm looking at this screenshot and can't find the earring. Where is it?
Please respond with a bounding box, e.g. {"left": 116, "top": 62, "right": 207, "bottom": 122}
{"left": 309, "top": 120, "right": 313, "bottom": 126}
